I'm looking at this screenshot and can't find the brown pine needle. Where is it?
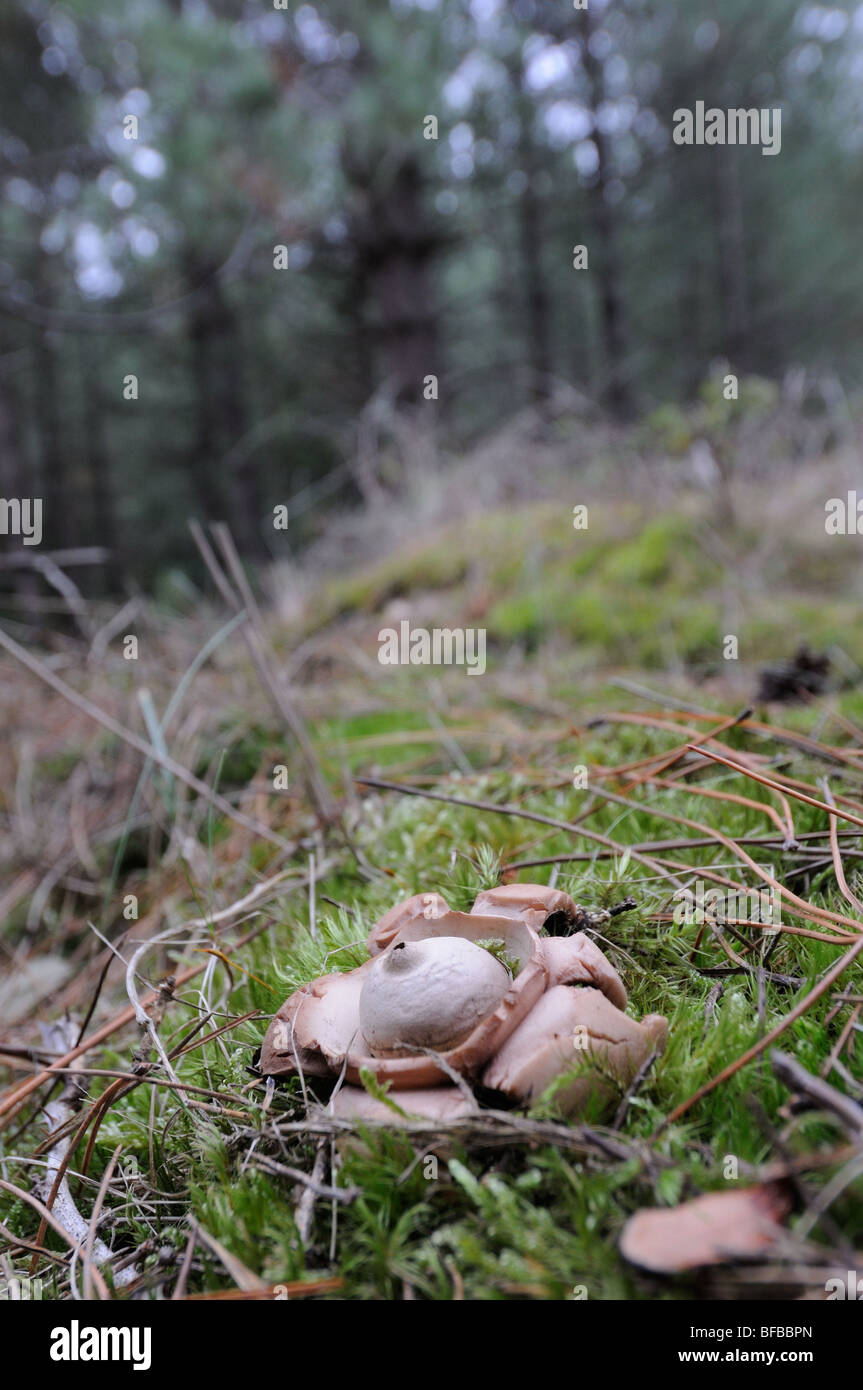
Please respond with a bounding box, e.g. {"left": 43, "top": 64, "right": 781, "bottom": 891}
{"left": 654, "top": 929, "right": 863, "bottom": 1137}
{"left": 604, "top": 708, "right": 750, "bottom": 782}
{"left": 623, "top": 770, "right": 794, "bottom": 841}
{"left": 688, "top": 745, "right": 863, "bottom": 832}
{"left": 590, "top": 783, "right": 863, "bottom": 938}
{"left": 0, "top": 1178, "right": 109, "bottom": 1298}
{"left": 821, "top": 779, "right": 863, "bottom": 919}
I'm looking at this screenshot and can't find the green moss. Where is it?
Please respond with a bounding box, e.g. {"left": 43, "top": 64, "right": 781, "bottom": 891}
{"left": 599, "top": 515, "right": 704, "bottom": 587}
{"left": 5, "top": 708, "right": 863, "bottom": 1299}
{"left": 195, "top": 720, "right": 274, "bottom": 788}
{"left": 309, "top": 532, "right": 472, "bottom": 625}
{"left": 4, "top": 470, "right": 863, "bottom": 1302}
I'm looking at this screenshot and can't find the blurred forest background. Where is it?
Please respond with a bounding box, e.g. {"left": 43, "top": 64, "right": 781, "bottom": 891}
{"left": 5, "top": 2, "right": 863, "bottom": 1305}
{"left": 0, "top": 0, "right": 862, "bottom": 596}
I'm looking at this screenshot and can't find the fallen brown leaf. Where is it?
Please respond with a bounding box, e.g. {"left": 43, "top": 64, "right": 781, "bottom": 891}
{"left": 620, "top": 1182, "right": 792, "bottom": 1274}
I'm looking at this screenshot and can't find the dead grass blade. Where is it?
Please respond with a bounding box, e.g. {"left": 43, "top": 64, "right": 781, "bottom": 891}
{"left": 0, "top": 622, "right": 291, "bottom": 850}
{"left": 654, "top": 931, "right": 863, "bottom": 1137}
{"left": 187, "top": 1218, "right": 268, "bottom": 1293}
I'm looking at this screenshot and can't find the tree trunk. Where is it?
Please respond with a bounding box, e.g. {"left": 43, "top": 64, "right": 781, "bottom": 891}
{"left": 82, "top": 346, "right": 121, "bottom": 590}
{"left": 714, "top": 143, "right": 748, "bottom": 365}
{"left": 185, "top": 258, "right": 264, "bottom": 558}
{"left": 213, "top": 297, "right": 264, "bottom": 557}
{"left": 0, "top": 337, "right": 25, "bottom": 499}
{"left": 185, "top": 261, "right": 227, "bottom": 525}
{"left": 517, "top": 111, "right": 552, "bottom": 404}
{"left": 33, "top": 326, "right": 74, "bottom": 549}
{"left": 581, "top": 6, "right": 631, "bottom": 417}
{"left": 0, "top": 330, "right": 40, "bottom": 621}
{"left": 346, "top": 148, "right": 442, "bottom": 408}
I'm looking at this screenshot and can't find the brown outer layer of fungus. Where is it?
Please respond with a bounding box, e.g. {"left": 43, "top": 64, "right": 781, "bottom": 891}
{"left": 261, "top": 905, "right": 547, "bottom": 1088}
{"left": 260, "top": 883, "right": 668, "bottom": 1119}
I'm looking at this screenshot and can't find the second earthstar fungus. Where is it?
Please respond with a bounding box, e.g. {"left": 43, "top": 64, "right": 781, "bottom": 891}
{"left": 260, "top": 883, "right": 668, "bottom": 1121}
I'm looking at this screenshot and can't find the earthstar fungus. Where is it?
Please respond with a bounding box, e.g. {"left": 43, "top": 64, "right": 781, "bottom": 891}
{"left": 261, "top": 883, "right": 668, "bottom": 1121}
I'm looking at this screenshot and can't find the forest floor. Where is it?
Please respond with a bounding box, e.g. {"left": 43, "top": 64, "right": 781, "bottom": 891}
{"left": 2, "top": 430, "right": 863, "bottom": 1300}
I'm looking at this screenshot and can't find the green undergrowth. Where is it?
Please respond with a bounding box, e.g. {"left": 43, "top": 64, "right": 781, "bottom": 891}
{"left": 4, "top": 695, "right": 863, "bottom": 1300}
{"left": 3, "top": 486, "right": 863, "bottom": 1299}
{"left": 296, "top": 501, "right": 863, "bottom": 672}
